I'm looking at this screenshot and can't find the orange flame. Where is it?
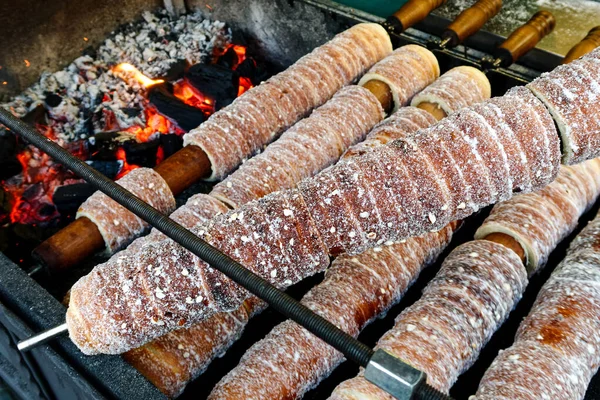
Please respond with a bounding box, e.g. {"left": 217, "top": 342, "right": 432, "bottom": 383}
{"left": 115, "top": 148, "right": 139, "bottom": 179}
{"left": 112, "top": 63, "right": 164, "bottom": 88}
{"left": 173, "top": 80, "right": 216, "bottom": 115}
{"left": 125, "top": 106, "right": 174, "bottom": 143}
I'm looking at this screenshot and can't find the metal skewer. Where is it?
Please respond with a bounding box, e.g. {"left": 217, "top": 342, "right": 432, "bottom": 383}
{"left": 17, "top": 323, "right": 68, "bottom": 351}
{"left": 26, "top": 264, "right": 44, "bottom": 276}
{"left": 437, "top": 36, "right": 452, "bottom": 49}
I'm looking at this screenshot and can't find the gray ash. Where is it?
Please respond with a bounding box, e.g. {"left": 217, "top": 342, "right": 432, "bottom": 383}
{"left": 0, "top": 9, "right": 233, "bottom": 265}
{"left": 3, "top": 9, "right": 230, "bottom": 143}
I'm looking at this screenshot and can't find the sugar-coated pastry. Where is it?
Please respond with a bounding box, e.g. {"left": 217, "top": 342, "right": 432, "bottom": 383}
{"left": 184, "top": 23, "right": 392, "bottom": 181}
{"left": 359, "top": 45, "right": 439, "bottom": 112}
{"left": 330, "top": 240, "right": 527, "bottom": 397}
{"left": 410, "top": 66, "right": 491, "bottom": 116}
{"left": 76, "top": 168, "right": 176, "bottom": 254}
{"left": 475, "top": 159, "right": 600, "bottom": 274}
{"left": 210, "top": 86, "right": 384, "bottom": 208}
{"left": 208, "top": 225, "right": 455, "bottom": 400}
{"left": 473, "top": 210, "right": 600, "bottom": 399}
{"left": 527, "top": 47, "right": 600, "bottom": 164}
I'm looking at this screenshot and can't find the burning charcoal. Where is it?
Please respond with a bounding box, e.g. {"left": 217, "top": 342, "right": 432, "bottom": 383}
{"left": 184, "top": 64, "right": 239, "bottom": 109}
{"left": 237, "top": 57, "right": 269, "bottom": 86}
{"left": 88, "top": 131, "right": 122, "bottom": 160}
{"left": 121, "top": 107, "right": 142, "bottom": 118}
{"left": 85, "top": 160, "right": 122, "bottom": 179}
{"left": 53, "top": 183, "right": 96, "bottom": 214}
{"left": 147, "top": 83, "right": 206, "bottom": 131}
{"left": 44, "top": 93, "right": 63, "bottom": 108}
{"left": 160, "top": 134, "right": 183, "bottom": 158}
{"left": 216, "top": 46, "right": 239, "bottom": 70}
{"left": 163, "top": 59, "right": 188, "bottom": 82}
{"left": 123, "top": 139, "right": 160, "bottom": 167}
{"left": 0, "top": 131, "right": 22, "bottom": 180}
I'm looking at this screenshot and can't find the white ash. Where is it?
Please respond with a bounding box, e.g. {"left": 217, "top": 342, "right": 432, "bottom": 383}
{"left": 3, "top": 9, "right": 230, "bottom": 142}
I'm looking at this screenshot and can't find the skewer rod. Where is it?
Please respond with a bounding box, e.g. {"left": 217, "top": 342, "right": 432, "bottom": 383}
{"left": 17, "top": 323, "right": 68, "bottom": 351}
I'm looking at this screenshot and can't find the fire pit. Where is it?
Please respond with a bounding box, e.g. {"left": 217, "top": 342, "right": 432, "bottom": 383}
{"left": 0, "top": 9, "right": 268, "bottom": 271}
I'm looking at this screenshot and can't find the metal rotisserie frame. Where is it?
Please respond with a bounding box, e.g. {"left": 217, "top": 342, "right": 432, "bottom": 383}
{"left": 0, "top": 0, "right": 598, "bottom": 399}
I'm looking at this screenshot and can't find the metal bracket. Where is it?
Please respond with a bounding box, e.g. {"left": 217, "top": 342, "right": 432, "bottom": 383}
{"left": 364, "top": 349, "right": 426, "bottom": 400}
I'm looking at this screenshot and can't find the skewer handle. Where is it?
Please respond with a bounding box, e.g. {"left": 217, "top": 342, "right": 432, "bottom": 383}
{"left": 563, "top": 26, "right": 600, "bottom": 64}
{"left": 441, "top": 0, "right": 502, "bottom": 48}
{"left": 493, "top": 10, "right": 555, "bottom": 67}
{"left": 383, "top": 0, "right": 447, "bottom": 35}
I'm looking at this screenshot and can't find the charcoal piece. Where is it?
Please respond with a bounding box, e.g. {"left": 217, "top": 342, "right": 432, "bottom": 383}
{"left": 216, "top": 46, "right": 239, "bottom": 69}
{"left": 163, "top": 32, "right": 179, "bottom": 42}
{"left": 87, "top": 131, "right": 121, "bottom": 161}
{"left": 123, "top": 139, "right": 160, "bottom": 167}
{"left": 230, "top": 30, "right": 248, "bottom": 47}
{"left": 80, "top": 108, "right": 95, "bottom": 136}
{"left": 159, "top": 134, "right": 183, "bottom": 158}
{"left": 22, "top": 183, "right": 43, "bottom": 202}
{"left": 44, "top": 93, "right": 63, "bottom": 108}
{"left": 39, "top": 203, "right": 57, "bottom": 217}
{"left": 163, "top": 59, "right": 187, "bottom": 82}
{"left": 85, "top": 160, "right": 122, "bottom": 179}
{"left": 184, "top": 64, "right": 239, "bottom": 109}
{"left": 122, "top": 107, "right": 142, "bottom": 118}
{"left": 53, "top": 183, "right": 96, "bottom": 214}
{"left": 147, "top": 83, "right": 206, "bottom": 132}
{"left": 237, "top": 57, "right": 269, "bottom": 86}
{"left": 82, "top": 45, "right": 97, "bottom": 59}
{"left": 0, "top": 131, "right": 21, "bottom": 180}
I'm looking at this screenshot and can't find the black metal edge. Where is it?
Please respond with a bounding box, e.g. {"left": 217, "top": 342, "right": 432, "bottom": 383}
{"left": 0, "top": 318, "right": 44, "bottom": 400}
{"left": 0, "top": 253, "right": 165, "bottom": 400}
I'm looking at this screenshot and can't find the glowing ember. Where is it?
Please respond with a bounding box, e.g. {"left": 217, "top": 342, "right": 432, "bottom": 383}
{"left": 115, "top": 147, "right": 139, "bottom": 180}
{"left": 2, "top": 126, "right": 84, "bottom": 225}
{"left": 125, "top": 106, "right": 179, "bottom": 143}
{"left": 173, "top": 80, "right": 216, "bottom": 115}
{"left": 238, "top": 76, "right": 253, "bottom": 97}
{"left": 227, "top": 44, "right": 254, "bottom": 95}
{"left": 2, "top": 44, "right": 257, "bottom": 227}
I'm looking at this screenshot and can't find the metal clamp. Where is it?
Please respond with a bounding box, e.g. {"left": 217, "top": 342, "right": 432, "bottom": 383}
{"left": 365, "top": 349, "right": 425, "bottom": 400}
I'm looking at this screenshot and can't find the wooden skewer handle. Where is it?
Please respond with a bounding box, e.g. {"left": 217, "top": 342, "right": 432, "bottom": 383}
{"left": 442, "top": 0, "right": 502, "bottom": 47}
{"left": 494, "top": 11, "right": 556, "bottom": 65}
{"left": 383, "top": 0, "right": 447, "bottom": 35}
{"left": 32, "top": 145, "right": 210, "bottom": 272}
{"left": 563, "top": 26, "right": 600, "bottom": 64}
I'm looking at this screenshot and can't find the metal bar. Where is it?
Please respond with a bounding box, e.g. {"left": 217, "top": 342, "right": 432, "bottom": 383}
{"left": 16, "top": 323, "right": 69, "bottom": 351}
{"left": 0, "top": 107, "right": 373, "bottom": 368}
